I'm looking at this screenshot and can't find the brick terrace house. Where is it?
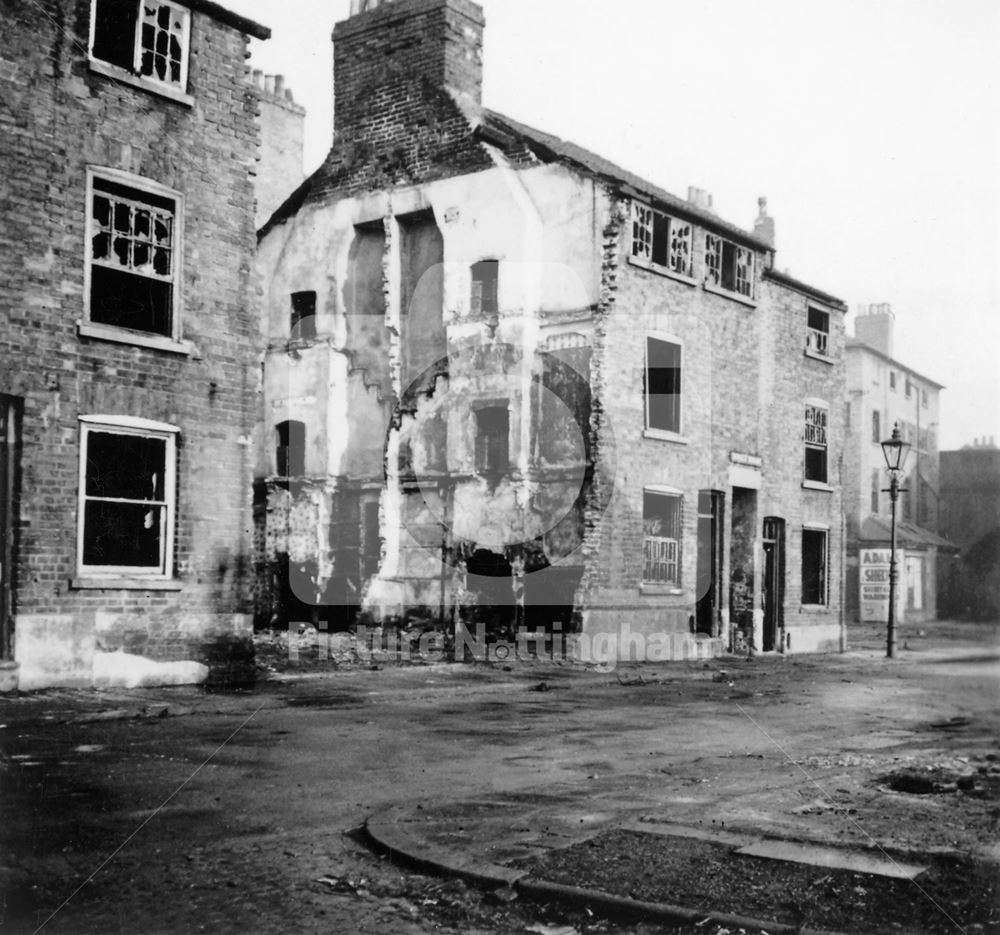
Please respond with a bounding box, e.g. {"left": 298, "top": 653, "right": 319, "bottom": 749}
{"left": 255, "top": 0, "right": 848, "bottom": 660}
{"left": 0, "top": 0, "right": 269, "bottom": 690}
{"left": 843, "top": 305, "right": 951, "bottom": 625}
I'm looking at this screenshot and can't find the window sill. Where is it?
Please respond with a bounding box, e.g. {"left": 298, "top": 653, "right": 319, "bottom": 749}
{"left": 78, "top": 321, "right": 191, "bottom": 356}
{"left": 703, "top": 282, "right": 757, "bottom": 308}
{"left": 640, "top": 584, "right": 684, "bottom": 596}
{"left": 804, "top": 348, "right": 835, "bottom": 365}
{"left": 800, "top": 604, "right": 830, "bottom": 612}
{"left": 88, "top": 59, "right": 194, "bottom": 107}
{"left": 802, "top": 480, "right": 835, "bottom": 493}
{"left": 71, "top": 577, "right": 182, "bottom": 591}
{"left": 627, "top": 255, "right": 697, "bottom": 287}
{"left": 643, "top": 428, "right": 689, "bottom": 445}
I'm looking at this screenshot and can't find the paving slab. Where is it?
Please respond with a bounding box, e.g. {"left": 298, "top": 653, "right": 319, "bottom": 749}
{"left": 735, "top": 840, "right": 927, "bottom": 879}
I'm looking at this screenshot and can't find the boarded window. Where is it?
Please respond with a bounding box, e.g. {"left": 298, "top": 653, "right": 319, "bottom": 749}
{"left": 645, "top": 337, "right": 682, "bottom": 434}
{"left": 801, "top": 529, "right": 828, "bottom": 605}
{"left": 643, "top": 491, "right": 682, "bottom": 586}
{"left": 89, "top": 174, "right": 177, "bottom": 337}
{"left": 78, "top": 419, "right": 176, "bottom": 576}
{"left": 290, "top": 291, "right": 317, "bottom": 340}
{"left": 470, "top": 260, "right": 499, "bottom": 316}
{"left": 475, "top": 406, "right": 509, "bottom": 475}
{"left": 275, "top": 420, "right": 306, "bottom": 477}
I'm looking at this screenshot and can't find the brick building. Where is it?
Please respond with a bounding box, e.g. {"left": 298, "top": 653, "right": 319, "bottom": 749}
{"left": 938, "top": 439, "right": 1000, "bottom": 619}
{"left": 253, "top": 70, "right": 306, "bottom": 229}
{"left": 254, "top": 0, "right": 848, "bottom": 659}
{"left": 843, "top": 305, "right": 950, "bottom": 625}
{"left": 0, "top": 0, "right": 269, "bottom": 690}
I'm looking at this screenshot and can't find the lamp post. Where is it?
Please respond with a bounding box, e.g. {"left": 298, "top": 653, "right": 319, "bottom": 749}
{"left": 881, "top": 422, "right": 911, "bottom": 659}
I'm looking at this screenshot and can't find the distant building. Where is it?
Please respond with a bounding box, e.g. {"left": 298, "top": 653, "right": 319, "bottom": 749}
{"left": 0, "top": 0, "right": 269, "bottom": 691}
{"left": 844, "top": 305, "right": 951, "bottom": 625}
{"left": 253, "top": 71, "right": 306, "bottom": 229}
{"left": 253, "top": 0, "right": 848, "bottom": 659}
{"left": 938, "top": 439, "right": 1000, "bottom": 619}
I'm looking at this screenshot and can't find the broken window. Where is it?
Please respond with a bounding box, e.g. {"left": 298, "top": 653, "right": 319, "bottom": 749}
{"left": 475, "top": 405, "right": 509, "bottom": 476}
{"left": 275, "top": 420, "right": 306, "bottom": 477}
{"left": 705, "top": 234, "right": 754, "bottom": 299}
{"left": 78, "top": 417, "right": 177, "bottom": 576}
{"left": 470, "top": 260, "right": 499, "bottom": 317}
{"left": 90, "top": 0, "right": 191, "bottom": 91}
{"left": 630, "top": 202, "right": 693, "bottom": 277}
{"left": 807, "top": 306, "right": 830, "bottom": 356}
{"left": 643, "top": 491, "right": 682, "bottom": 586}
{"left": 290, "top": 291, "right": 317, "bottom": 340}
{"left": 88, "top": 172, "right": 179, "bottom": 337}
{"left": 645, "top": 336, "right": 682, "bottom": 435}
{"left": 801, "top": 528, "right": 828, "bottom": 605}
{"left": 804, "top": 404, "right": 828, "bottom": 484}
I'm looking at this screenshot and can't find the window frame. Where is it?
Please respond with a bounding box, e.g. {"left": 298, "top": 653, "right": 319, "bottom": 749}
{"left": 629, "top": 201, "right": 696, "bottom": 284}
{"left": 805, "top": 305, "right": 832, "bottom": 360}
{"left": 82, "top": 167, "right": 187, "bottom": 353}
{"left": 76, "top": 415, "right": 179, "bottom": 581}
{"left": 473, "top": 403, "right": 510, "bottom": 476}
{"left": 704, "top": 233, "right": 756, "bottom": 303}
{"left": 642, "top": 487, "right": 683, "bottom": 591}
{"left": 801, "top": 525, "right": 829, "bottom": 607}
{"left": 88, "top": 0, "right": 194, "bottom": 105}
{"left": 643, "top": 333, "right": 684, "bottom": 442}
{"left": 803, "top": 398, "right": 830, "bottom": 488}
{"left": 470, "top": 260, "right": 500, "bottom": 317}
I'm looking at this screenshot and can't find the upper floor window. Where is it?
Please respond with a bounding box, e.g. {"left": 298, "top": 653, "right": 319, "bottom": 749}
{"left": 806, "top": 306, "right": 830, "bottom": 357}
{"left": 470, "top": 260, "right": 499, "bottom": 317}
{"left": 290, "top": 291, "right": 317, "bottom": 341}
{"left": 631, "top": 203, "right": 693, "bottom": 278}
{"left": 275, "top": 420, "right": 306, "bottom": 478}
{"left": 889, "top": 371, "right": 897, "bottom": 391}
{"left": 645, "top": 336, "right": 682, "bottom": 436}
{"left": 643, "top": 490, "right": 682, "bottom": 587}
{"left": 871, "top": 409, "right": 881, "bottom": 444}
{"left": 475, "top": 405, "right": 509, "bottom": 476}
{"left": 90, "top": 0, "right": 191, "bottom": 93}
{"left": 922, "top": 388, "right": 928, "bottom": 408}
{"left": 804, "top": 403, "right": 828, "bottom": 484}
{"left": 78, "top": 415, "right": 178, "bottom": 579}
{"left": 705, "top": 234, "right": 754, "bottom": 299}
{"left": 871, "top": 469, "right": 880, "bottom": 514}
{"left": 86, "top": 170, "right": 181, "bottom": 341}
{"left": 905, "top": 378, "right": 913, "bottom": 399}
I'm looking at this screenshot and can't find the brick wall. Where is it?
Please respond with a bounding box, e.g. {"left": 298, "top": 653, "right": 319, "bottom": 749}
{"left": 0, "top": 0, "right": 263, "bottom": 686}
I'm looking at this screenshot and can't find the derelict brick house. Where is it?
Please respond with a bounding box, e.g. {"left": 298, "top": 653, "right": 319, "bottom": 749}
{"left": 255, "top": 0, "right": 847, "bottom": 659}
{"left": 0, "top": 0, "right": 269, "bottom": 690}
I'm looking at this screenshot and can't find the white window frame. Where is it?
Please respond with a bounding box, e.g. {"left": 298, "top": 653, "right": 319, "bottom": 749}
{"left": 803, "top": 397, "right": 831, "bottom": 489}
{"left": 801, "top": 523, "right": 829, "bottom": 607}
{"left": 642, "top": 486, "right": 683, "bottom": 590}
{"left": 88, "top": 0, "right": 193, "bottom": 105}
{"left": 643, "top": 332, "right": 685, "bottom": 443}
{"left": 82, "top": 167, "right": 188, "bottom": 354}
{"left": 805, "top": 305, "right": 832, "bottom": 360}
{"left": 704, "top": 233, "right": 756, "bottom": 304}
{"left": 77, "top": 415, "right": 179, "bottom": 581}
{"left": 629, "top": 201, "right": 696, "bottom": 284}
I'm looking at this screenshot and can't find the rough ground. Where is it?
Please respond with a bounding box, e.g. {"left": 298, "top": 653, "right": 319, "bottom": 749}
{"left": 0, "top": 620, "right": 997, "bottom": 935}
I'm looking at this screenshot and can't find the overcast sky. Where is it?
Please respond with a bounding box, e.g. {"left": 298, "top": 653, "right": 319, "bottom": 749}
{"left": 228, "top": 0, "right": 1000, "bottom": 451}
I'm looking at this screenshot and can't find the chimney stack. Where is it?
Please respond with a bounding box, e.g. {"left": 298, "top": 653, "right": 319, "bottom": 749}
{"left": 854, "top": 302, "right": 895, "bottom": 358}
{"left": 686, "top": 186, "right": 714, "bottom": 212}
{"left": 333, "top": 0, "right": 485, "bottom": 142}
{"left": 753, "top": 196, "right": 775, "bottom": 247}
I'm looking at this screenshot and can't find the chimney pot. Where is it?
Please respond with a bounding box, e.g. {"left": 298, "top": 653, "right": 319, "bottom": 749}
{"left": 274, "top": 74, "right": 284, "bottom": 95}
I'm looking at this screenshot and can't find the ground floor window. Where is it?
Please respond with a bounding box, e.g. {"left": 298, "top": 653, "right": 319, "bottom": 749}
{"left": 643, "top": 490, "right": 682, "bottom": 586}
{"left": 78, "top": 415, "right": 178, "bottom": 577}
{"left": 801, "top": 527, "right": 828, "bottom": 605}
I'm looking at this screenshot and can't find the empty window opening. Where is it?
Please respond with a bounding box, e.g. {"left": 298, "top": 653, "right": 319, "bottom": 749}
{"left": 801, "top": 528, "right": 828, "bottom": 605}
{"left": 79, "top": 419, "right": 176, "bottom": 576}
{"left": 645, "top": 337, "right": 682, "bottom": 434}
{"left": 643, "top": 491, "right": 682, "bottom": 586}
{"left": 475, "top": 406, "right": 509, "bottom": 476}
{"left": 290, "top": 291, "right": 317, "bottom": 340}
{"left": 631, "top": 203, "right": 693, "bottom": 277}
{"left": 88, "top": 174, "right": 177, "bottom": 337}
{"left": 804, "top": 404, "right": 828, "bottom": 483}
{"left": 470, "top": 260, "right": 499, "bottom": 316}
{"left": 91, "top": 0, "right": 190, "bottom": 89}
{"left": 807, "top": 307, "right": 830, "bottom": 356}
{"left": 275, "top": 420, "right": 306, "bottom": 477}
{"left": 705, "top": 234, "right": 754, "bottom": 298}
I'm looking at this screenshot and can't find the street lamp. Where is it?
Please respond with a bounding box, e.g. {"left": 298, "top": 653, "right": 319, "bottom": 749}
{"left": 881, "top": 422, "right": 911, "bottom": 658}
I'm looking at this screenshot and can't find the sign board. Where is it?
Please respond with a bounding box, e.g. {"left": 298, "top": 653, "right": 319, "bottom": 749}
{"left": 860, "top": 549, "right": 892, "bottom": 622}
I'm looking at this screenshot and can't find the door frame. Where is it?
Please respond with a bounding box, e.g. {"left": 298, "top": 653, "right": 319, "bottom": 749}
{"left": 0, "top": 396, "right": 22, "bottom": 662}
{"left": 762, "top": 516, "right": 786, "bottom": 652}
{"left": 696, "top": 490, "right": 725, "bottom": 637}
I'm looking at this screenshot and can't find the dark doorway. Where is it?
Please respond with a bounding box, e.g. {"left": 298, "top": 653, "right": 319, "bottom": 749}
{"left": 465, "top": 549, "right": 515, "bottom": 639}
{"left": 0, "top": 397, "right": 21, "bottom": 662}
{"left": 762, "top": 517, "right": 786, "bottom": 652}
{"left": 729, "top": 487, "right": 757, "bottom": 651}
{"left": 696, "top": 490, "right": 724, "bottom": 636}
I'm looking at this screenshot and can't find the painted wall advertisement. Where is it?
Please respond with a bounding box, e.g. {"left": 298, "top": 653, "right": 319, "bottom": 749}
{"left": 860, "top": 549, "right": 892, "bottom": 622}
